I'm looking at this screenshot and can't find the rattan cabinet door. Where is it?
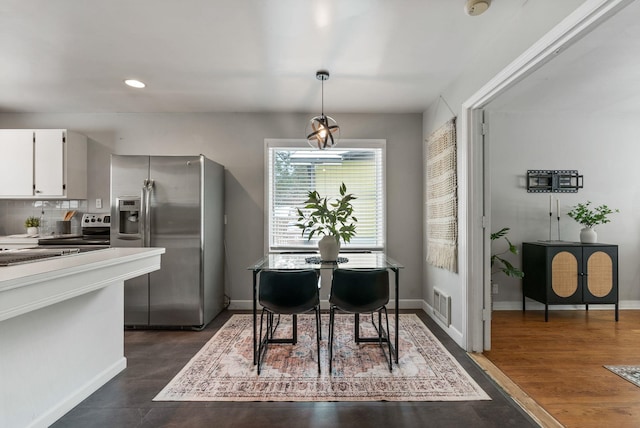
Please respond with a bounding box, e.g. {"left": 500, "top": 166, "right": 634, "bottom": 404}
{"left": 548, "top": 247, "right": 582, "bottom": 303}
{"left": 551, "top": 251, "right": 579, "bottom": 299}
{"left": 583, "top": 246, "right": 618, "bottom": 303}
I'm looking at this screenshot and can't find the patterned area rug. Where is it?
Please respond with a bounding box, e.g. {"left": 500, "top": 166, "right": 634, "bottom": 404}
{"left": 154, "top": 314, "right": 490, "bottom": 402}
{"left": 605, "top": 365, "right": 640, "bottom": 388}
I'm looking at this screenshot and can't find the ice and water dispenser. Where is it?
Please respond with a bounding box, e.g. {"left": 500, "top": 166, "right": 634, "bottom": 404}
{"left": 116, "top": 197, "right": 141, "bottom": 237}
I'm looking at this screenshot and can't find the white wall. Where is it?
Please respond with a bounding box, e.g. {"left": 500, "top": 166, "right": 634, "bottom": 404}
{"left": 488, "top": 110, "right": 640, "bottom": 305}
{"left": 422, "top": 0, "right": 585, "bottom": 345}
{"left": 0, "top": 112, "right": 423, "bottom": 306}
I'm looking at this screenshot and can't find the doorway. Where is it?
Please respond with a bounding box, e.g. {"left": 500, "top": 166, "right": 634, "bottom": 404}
{"left": 463, "top": 0, "right": 635, "bottom": 352}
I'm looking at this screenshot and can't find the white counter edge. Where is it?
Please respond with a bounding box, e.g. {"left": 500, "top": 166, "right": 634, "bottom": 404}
{"left": 0, "top": 247, "right": 165, "bottom": 322}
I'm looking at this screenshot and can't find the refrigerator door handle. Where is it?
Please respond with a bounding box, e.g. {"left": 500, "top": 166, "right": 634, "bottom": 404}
{"left": 139, "top": 182, "right": 147, "bottom": 247}
{"left": 142, "top": 179, "right": 154, "bottom": 247}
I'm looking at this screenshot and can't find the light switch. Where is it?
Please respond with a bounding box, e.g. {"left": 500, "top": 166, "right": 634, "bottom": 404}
{"left": 96, "top": 198, "right": 102, "bottom": 209}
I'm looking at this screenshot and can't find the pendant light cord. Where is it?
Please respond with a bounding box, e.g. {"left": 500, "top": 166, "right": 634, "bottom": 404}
{"left": 321, "top": 78, "right": 325, "bottom": 116}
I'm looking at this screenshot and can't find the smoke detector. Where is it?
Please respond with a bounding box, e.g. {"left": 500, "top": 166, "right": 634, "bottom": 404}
{"left": 465, "top": 0, "right": 491, "bottom": 16}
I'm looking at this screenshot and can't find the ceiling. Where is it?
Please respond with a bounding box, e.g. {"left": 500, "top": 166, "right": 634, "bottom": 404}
{"left": 0, "top": 0, "right": 536, "bottom": 114}
{"left": 489, "top": 0, "right": 640, "bottom": 113}
{"left": 2, "top": 1, "right": 636, "bottom": 115}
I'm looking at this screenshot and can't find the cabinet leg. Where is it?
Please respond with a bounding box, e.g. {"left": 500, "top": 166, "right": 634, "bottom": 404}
{"left": 616, "top": 303, "right": 619, "bottom": 322}
{"left": 585, "top": 304, "right": 589, "bottom": 311}
{"left": 545, "top": 304, "right": 548, "bottom": 322}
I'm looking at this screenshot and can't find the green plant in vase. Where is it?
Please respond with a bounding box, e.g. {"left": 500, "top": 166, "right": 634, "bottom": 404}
{"left": 567, "top": 201, "right": 618, "bottom": 243}
{"left": 25, "top": 216, "right": 40, "bottom": 235}
{"left": 296, "top": 182, "right": 357, "bottom": 261}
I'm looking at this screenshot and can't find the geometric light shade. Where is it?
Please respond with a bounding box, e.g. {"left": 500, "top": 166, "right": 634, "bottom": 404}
{"left": 305, "top": 114, "right": 340, "bottom": 149}
{"left": 306, "top": 70, "right": 339, "bottom": 150}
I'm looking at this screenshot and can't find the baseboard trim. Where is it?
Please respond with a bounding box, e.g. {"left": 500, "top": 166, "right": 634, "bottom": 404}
{"left": 493, "top": 299, "right": 640, "bottom": 311}
{"left": 30, "top": 357, "right": 127, "bottom": 428}
{"left": 423, "top": 300, "right": 465, "bottom": 348}
{"left": 228, "top": 299, "right": 425, "bottom": 311}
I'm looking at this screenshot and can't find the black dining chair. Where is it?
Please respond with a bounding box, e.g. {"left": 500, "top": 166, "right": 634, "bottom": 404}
{"left": 328, "top": 268, "right": 393, "bottom": 373}
{"left": 257, "top": 269, "right": 321, "bottom": 375}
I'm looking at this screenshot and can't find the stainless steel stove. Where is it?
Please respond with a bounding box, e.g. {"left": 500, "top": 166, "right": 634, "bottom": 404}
{"left": 38, "top": 213, "right": 110, "bottom": 247}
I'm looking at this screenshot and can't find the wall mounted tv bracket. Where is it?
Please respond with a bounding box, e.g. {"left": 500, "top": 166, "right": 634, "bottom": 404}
{"left": 526, "top": 170, "right": 583, "bottom": 193}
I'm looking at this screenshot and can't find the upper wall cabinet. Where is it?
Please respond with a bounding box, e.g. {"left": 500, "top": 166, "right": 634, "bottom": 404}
{"left": 0, "top": 129, "right": 87, "bottom": 199}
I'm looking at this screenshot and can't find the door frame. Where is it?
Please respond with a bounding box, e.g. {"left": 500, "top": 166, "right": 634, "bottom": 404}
{"left": 461, "top": 0, "right": 634, "bottom": 352}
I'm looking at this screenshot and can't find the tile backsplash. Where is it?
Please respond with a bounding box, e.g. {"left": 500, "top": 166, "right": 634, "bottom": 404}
{"left": 0, "top": 200, "right": 89, "bottom": 236}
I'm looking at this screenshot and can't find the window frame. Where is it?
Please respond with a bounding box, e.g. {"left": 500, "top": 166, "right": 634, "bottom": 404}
{"left": 264, "top": 139, "right": 386, "bottom": 253}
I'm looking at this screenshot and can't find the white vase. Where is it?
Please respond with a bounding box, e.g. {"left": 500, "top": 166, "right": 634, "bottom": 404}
{"left": 318, "top": 235, "right": 341, "bottom": 261}
{"left": 580, "top": 227, "right": 597, "bottom": 243}
{"left": 26, "top": 226, "right": 38, "bottom": 236}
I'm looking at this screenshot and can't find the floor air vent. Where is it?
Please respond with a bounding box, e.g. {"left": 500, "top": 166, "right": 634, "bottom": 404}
{"left": 433, "top": 288, "right": 451, "bottom": 326}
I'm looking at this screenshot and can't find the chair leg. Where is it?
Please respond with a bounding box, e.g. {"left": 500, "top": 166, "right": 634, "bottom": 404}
{"left": 382, "top": 307, "right": 392, "bottom": 371}
{"left": 258, "top": 309, "right": 268, "bottom": 375}
{"left": 367, "top": 308, "right": 392, "bottom": 372}
{"left": 329, "top": 307, "right": 335, "bottom": 374}
{"left": 292, "top": 314, "right": 297, "bottom": 345}
{"left": 375, "top": 309, "right": 385, "bottom": 366}
{"left": 315, "top": 307, "right": 321, "bottom": 374}
{"left": 317, "top": 274, "right": 322, "bottom": 341}
{"left": 268, "top": 313, "right": 283, "bottom": 339}
{"left": 267, "top": 313, "right": 274, "bottom": 339}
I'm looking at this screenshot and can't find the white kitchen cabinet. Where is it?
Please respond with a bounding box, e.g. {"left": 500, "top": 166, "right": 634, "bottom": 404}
{"left": 0, "top": 130, "right": 33, "bottom": 196}
{"left": 0, "top": 129, "right": 87, "bottom": 199}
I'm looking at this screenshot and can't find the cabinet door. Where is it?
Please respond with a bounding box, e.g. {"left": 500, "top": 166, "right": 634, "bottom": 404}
{"left": 549, "top": 247, "right": 582, "bottom": 303}
{"left": 583, "top": 246, "right": 617, "bottom": 303}
{"left": 34, "top": 130, "right": 65, "bottom": 197}
{"left": 0, "top": 130, "right": 34, "bottom": 196}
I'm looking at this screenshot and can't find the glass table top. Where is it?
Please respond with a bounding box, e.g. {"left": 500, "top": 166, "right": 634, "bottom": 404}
{"left": 248, "top": 252, "right": 403, "bottom": 271}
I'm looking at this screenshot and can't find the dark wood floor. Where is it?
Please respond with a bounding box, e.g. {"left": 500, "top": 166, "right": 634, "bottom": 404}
{"left": 485, "top": 309, "right": 640, "bottom": 428}
{"left": 52, "top": 310, "right": 538, "bottom": 428}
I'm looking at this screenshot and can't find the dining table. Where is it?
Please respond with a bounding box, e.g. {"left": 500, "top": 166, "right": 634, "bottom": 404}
{"left": 247, "top": 252, "right": 404, "bottom": 366}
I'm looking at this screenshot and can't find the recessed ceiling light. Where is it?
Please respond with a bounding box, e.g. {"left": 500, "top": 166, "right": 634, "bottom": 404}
{"left": 124, "top": 79, "right": 146, "bottom": 88}
{"left": 465, "top": 0, "right": 491, "bottom": 16}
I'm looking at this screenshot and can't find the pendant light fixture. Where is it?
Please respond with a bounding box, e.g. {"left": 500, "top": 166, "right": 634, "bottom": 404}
{"left": 306, "top": 70, "right": 340, "bottom": 150}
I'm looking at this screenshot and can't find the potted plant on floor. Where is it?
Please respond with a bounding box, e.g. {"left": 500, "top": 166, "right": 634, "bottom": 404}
{"left": 296, "top": 182, "right": 357, "bottom": 261}
{"left": 491, "top": 227, "right": 524, "bottom": 281}
{"left": 567, "top": 201, "right": 618, "bottom": 243}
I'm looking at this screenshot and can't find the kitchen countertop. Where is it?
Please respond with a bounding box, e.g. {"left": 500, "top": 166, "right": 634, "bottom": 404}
{"left": 0, "top": 247, "right": 165, "bottom": 312}
{"left": 0, "top": 233, "right": 79, "bottom": 240}
{"left": 0, "top": 235, "right": 40, "bottom": 245}
{"left": 0, "top": 234, "right": 81, "bottom": 248}
{"left": 0, "top": 246, "right": 164, "bottom": 428}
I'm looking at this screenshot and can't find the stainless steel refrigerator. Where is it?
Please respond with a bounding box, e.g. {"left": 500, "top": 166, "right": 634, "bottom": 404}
{"left": 110, "top": 154, "right": 225, "bottom": 328}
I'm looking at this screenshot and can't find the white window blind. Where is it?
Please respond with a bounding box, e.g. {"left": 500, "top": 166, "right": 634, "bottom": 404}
{"left": 266, "top": 140, "right": 385, "bottom": 251}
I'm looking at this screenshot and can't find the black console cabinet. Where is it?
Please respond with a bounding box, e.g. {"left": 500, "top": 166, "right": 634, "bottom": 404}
{"left": 522, "top": 242, "right": 618, "bottom": 321}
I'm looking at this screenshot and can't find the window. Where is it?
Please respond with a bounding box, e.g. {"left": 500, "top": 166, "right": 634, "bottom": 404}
{"left": 266, "top": 139, "right": 386, "bottom": 252}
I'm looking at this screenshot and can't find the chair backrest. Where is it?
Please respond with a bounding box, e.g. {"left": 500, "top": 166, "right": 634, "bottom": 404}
{"left": 259, "top": 270, "right": 319, "bottom": 314}
{"left": 329, "top": 269, "right": 389, "bottom": 313}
